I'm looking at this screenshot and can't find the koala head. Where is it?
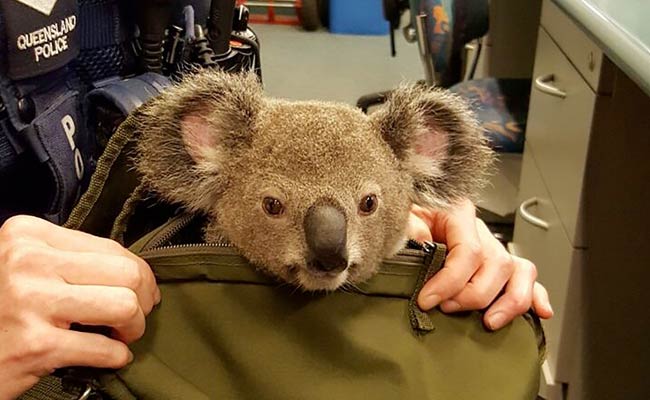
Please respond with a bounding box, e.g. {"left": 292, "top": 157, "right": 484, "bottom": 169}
{"left": 135, "top": 70, "right": 493, "bottom": 291}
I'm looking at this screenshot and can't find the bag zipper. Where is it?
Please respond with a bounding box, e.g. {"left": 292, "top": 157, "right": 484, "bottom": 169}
{"left": 143, "top": 213, "right": 196, "bottom": 250}
{"left": 403, "top": 238, "right": 437, "bottom": 265}
{"left": 139, "top": 213, "right": 445, "bottom": 336}
{"left": 142, "top": 213, "right": 437, "bottom": 263}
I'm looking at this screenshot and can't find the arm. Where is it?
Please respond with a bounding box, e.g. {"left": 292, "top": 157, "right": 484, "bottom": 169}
{"left": 0, "top": 215, "right": 160, "bottom": 399}
{"left": 406, "top": 200, "right": 553, "bottom": 330}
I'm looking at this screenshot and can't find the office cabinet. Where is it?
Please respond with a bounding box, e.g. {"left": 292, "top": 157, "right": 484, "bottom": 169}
{"left": 525, "top": 28, "right": 597, "bottom": 247}
{"left": 510, "top": 1, "right": 650, "bottom": 399}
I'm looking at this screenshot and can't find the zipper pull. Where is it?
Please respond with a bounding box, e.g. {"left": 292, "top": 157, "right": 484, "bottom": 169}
{"left": 422, "top": 241, "right": 440, "bottom": 277}
{"left": 407, "top": 240, "right": 446, "bottom": 335}
{"left": 54, "top": 367, "right": 103, "bottom": 399}
{"left": 77, "top": 384, "right": 101, "bottom": 400}
{"left": 406, "top": 239, "right": 438, "bottom": 267}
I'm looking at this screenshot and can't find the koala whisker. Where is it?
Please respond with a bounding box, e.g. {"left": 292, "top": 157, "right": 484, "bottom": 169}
{"left": 273, "top": 280, "right": 293, "bottom": 291}
{"left": 273, "top": 274, "right": 302, "bottom": 292}
{"left": 289, "top": 286, "right": 301, "bottom": 296}
{"left": 339, "top": 285, "right": 355, "bottom": 294}
{"left": 287, "top": 278, "right": 306, "bottom": 296}
{"left": 339, "top": 281, "right": 363, "bottom": 294}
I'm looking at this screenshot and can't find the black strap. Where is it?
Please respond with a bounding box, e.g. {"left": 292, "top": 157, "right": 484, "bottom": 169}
{"left": 18, "top": 375, "right": 87, "bottom": 400}
{"left": 73, "top": 0, "right": 135, "bottom": 84}
{"left": 87, "top": 72, "right": 171, "bottom": 116}
{"left": 0, "top": 102, "right": 21, "bottom": 171}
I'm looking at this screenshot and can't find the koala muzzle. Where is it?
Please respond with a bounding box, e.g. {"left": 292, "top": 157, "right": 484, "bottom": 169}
{"left": 304, "top": 204, "right": 348, "bottom": 273}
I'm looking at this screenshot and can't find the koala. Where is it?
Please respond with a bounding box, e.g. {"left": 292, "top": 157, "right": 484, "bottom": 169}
{"left": 134, "top": 69, "right": 493, "bottom": 291}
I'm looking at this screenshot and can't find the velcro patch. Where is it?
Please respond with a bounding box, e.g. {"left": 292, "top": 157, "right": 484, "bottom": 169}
{"left": 0, "top": 0, "right": 80, "bottom": 79}
{"left": 23, "top": 89, "right": 92, "bottom": 223}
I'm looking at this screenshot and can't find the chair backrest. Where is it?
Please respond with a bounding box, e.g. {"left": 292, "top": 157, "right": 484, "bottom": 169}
{"left": 410, "top": 0, "right": 489, "bottom": 87}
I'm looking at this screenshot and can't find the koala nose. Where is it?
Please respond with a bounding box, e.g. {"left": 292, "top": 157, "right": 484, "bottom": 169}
{"left": 304, "top": 204, "right": 348, "bottom": 273}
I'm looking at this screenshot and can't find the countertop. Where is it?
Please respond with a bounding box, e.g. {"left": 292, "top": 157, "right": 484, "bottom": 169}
{"left": 552, "top": 0, "right": 650, "bottom": 96}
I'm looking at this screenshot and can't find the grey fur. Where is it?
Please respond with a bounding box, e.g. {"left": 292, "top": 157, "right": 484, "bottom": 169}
{"left": 134, "top": 69, "right": 494, "bottom": 291}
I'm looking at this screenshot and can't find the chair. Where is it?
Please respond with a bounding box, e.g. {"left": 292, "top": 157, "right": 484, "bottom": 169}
{"left": 358, "top": 0, "right": 532, "bottom": 239}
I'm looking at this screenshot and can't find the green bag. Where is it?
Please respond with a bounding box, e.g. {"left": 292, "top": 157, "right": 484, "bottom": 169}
{"left": 23, "top": 111, "right": 545, "bottom": 400}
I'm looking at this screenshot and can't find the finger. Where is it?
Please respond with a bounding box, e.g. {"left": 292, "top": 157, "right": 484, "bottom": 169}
{"left": 439, "top": 253, "right": 513, "bottom": 313}
{"left": 417, "top": 241, "right": 482, "bottom": 310}
{"left": 409, "top": 205, "right": 446, "bottom": 242}
{"left": 416, "top": 205, "right": 483, "bottom": 310}
{"left": 39, "top": 223, "right": 162, "bottom": 305}
{"left": 12, "top": 244, "right": 159, "bottom": 315}
{"left": 410, "top": 200, "right": 477, "bottom": 244}
{"left": 52, "top": 250, "right": 158, "bottom": 315}
{"left": 439, "top": 221, "right": 516, "bottom": 312}
{"left": 49, "top": 285, "right": 146, "bottom": 344}
{"left": 3, "top": 216, "right": 160, "bottom": 302}
{"left": 50, "top": 329, "right": 134, "bottom": 370}
{"left": 2, "top": 215, "right": 128, "bottom": 255}
{"left": 531, "top": 282, "right": 554, "bottom": 319}
{"left": 404, "top": 212, "right": 433, "bottom": 243}
{"left": 483, "top": 256, "right": 537, "bottom": 330}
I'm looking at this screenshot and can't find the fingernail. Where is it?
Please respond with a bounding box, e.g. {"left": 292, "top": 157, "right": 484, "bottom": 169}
{"left": 127, "top": 351, "right": 135, "bottom": 364}
{"left": 421, "top": 294, "right": 441, "bottom": 309}
{"left": 441, "top": 300, "right": 461, "bottom": 313}
{"left": 486, "top": 312, "right": 506, "bottom": 330}
{"left": 546, "top": 303, "right": 554, "bottom": 317}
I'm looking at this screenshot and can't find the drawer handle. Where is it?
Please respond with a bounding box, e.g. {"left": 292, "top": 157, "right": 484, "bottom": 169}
{"left": 534, "top": 74, "right": 567, "bottom": 98}
{"left": 519, "top": 197, "right": 550, "bottom": 230}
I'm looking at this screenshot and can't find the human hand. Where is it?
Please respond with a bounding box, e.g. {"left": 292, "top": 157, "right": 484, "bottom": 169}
{"left": 406, "top": 200, "right": 553, "bottom": 330}
{"left": 0, "top": 215, "right": 160, "bottom": 399}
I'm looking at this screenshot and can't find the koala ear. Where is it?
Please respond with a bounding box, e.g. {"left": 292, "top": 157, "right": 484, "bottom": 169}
{"left": 181, "top": 114, "right": 216, "bottom": 164}
{"left": 371, "top": 84, "right": 494, "bottom": 209}
{"left": 135, "top": 70, "right": 263, "bottom": 212}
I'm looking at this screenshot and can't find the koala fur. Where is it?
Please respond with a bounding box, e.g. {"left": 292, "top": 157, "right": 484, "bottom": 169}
{"left": 134, "top": 69, "right": 493, "bottom": 291}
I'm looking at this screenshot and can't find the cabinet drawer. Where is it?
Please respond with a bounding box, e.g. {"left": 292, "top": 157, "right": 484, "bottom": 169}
{"left": 526, "top": 28, "right": 595, "bottom": 247}
{"left": 511, "top": 147, "right": 582, "bottom": 385}
{"left": 540, "top": 0, "right": 612, "bottom": 93}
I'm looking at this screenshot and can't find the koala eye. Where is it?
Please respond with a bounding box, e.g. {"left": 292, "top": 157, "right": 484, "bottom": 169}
{"left": 359, "top": 194, "right": 378, "bottom": 215}
{"left": 263, "top": 197, "right": 284, "bottom": 216}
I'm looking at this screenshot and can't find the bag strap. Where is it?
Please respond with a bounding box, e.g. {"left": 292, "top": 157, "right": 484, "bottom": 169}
{"left": 63, "top": 109, "right": 140, "bottom": 235}
{"left": 64, "top": 74, "right": 170, "bottom": 237}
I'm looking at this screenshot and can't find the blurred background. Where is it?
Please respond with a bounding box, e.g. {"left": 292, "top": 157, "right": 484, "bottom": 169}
{"left": 244, "top": 0, "right": 422, "bottom": 103}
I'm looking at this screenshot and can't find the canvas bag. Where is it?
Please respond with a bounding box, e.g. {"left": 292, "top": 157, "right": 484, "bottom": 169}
{"left": 23, "top": 107, "right": 545, "bottom": 400}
